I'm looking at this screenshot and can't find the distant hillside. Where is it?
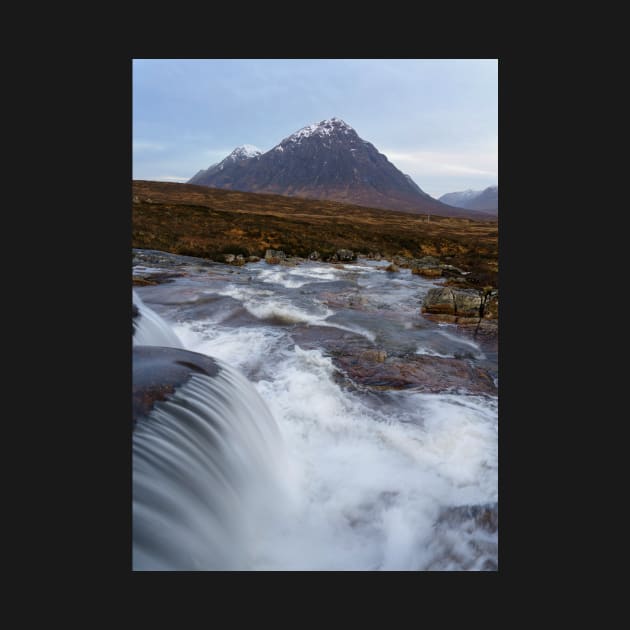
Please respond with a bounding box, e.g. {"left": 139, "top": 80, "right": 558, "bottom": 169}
{"left": 439, "top": 186, "right": 498, "bottom": 214}
{"left": 188, "top": 118, "right": 493, "bottom": 220}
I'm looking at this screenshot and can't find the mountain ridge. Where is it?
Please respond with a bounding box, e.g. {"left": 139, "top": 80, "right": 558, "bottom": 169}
{"left": 439, "top": 186, "right": 498, "bottom": 213}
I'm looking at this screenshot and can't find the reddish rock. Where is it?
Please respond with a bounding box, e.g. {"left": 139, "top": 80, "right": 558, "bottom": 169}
{"left": 334, "top": 353, "right": 496, "bottom": 394}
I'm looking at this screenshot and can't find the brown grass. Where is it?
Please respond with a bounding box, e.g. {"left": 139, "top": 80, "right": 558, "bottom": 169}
{"left": 132, "top": 180, "right": 498, "bottom": 285}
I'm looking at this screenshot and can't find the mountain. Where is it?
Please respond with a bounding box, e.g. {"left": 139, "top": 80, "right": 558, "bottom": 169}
{"left": 189, "top": 145, "right": 262, "bottom": 187}
{"left": 188, "top": 118, "right": 493, "bottom": 219}
{"left": 439, "top": 186, "right": 498, "bottom": 214}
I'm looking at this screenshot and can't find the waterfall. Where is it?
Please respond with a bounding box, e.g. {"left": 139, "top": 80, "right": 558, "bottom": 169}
{"left": 133, "top": 290, "right": 184, "bottom": 348}
{"left": 132, "top": 293, "right": 285, "bottom": 571}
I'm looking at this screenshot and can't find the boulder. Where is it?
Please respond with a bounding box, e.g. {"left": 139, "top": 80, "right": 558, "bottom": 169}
{"left": 453, "top": 289, "right": 483, "bottom": 317}
{"left": 224, "top": 254, "right": 235, "bottom": 264}
{"left": 309, "top": 251, "right": 320, "bottom": 261}
{"left": 385, "top": 263, "right": 399, "bottom": 272}
{"left": 265, "top": 249, "right": 286, "bottom": 262}
{"left": 422, "top": 287, "right": 456, "bottom": 315}
{"left": 234, "top": 255, "right": 246, "bottom": 266}
{"left": 422, "top": 287, "right": 483, "bottom": 319}
{"left": 336, "top": 249, "right": 355, "bottom": 262}
{"left": 247, "top": 255, "right": 260, "bottom": 263}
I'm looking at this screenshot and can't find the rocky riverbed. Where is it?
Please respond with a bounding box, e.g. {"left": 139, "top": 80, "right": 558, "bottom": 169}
{"left": 133, "top": 247, "right": 498, "bottom": 570}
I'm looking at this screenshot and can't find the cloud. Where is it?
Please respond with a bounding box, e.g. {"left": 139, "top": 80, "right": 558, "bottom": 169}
{"left": 154, "top": 175, "right": 190, "bottom": 182}
{"left": 382, "top": 148, "right": 497, "bottom": 178}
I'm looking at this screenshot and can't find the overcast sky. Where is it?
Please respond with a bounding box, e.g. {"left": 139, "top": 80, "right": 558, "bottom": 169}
{"left": 133, "top": 59, "right": 497, "bottom": 199}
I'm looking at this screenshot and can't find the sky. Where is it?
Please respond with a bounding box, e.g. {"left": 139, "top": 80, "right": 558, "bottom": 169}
{"left": 133, "top": 59, "right": 497, "bottom": 199}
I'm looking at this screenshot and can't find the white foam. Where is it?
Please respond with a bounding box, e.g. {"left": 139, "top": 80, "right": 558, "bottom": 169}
{"left": 436, "top": 330, "right": 486, "bottom": 359}
{"left": 415, "top": 346, "right": 454, "bottom": 358}
{"left": 247, "top": 345, "right": 497, "bottom": 570}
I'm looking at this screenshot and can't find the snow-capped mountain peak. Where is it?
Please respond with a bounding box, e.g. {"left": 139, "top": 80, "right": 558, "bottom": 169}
{"left": 278, "top": 118, "right": 356, "bottom": 146}
{"left": 226, "top": 145, "right": 262, "bottom": 161}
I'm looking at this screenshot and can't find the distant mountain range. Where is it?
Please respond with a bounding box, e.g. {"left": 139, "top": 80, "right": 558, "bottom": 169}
{"left": 188, "top": 118, "right": 495, "bottom": 220}
{"left": 439, "top": 186, "right": 498, "bottom": 214}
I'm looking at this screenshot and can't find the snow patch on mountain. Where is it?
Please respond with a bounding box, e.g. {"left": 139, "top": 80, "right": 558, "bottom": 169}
{"left": 277, "top": 118, "right": 355, "bottom": 146}
{"left": 227, "top": 145, "right": 262, "bottom": 161}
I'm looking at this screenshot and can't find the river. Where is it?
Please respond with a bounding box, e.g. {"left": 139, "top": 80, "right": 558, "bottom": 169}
{"left": 133, "top": 250, "right": 498, "bottom": 570}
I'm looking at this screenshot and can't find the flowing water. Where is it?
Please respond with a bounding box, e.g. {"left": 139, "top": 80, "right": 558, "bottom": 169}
{"left": 133, "top": 253, "right": 498, "bottom": 570}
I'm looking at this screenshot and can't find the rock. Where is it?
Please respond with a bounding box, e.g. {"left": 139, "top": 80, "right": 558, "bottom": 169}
{"left": 385, "top": 263, "right": 399, "bottom": 272}
{"left": 247, "top": 255, "right": 260, "bottom": 263}
{"left": 359, "top": 349, "right": 387, "bottom": 362}
{"left": 392, "top": 256, "right": 412, "bottom": 268}
{"left": 133, "top": 195, "right": 140, "bottom": 203}
{"left": 132, "top": 346, "right": 220, "bottom": 430}
{"left": 334, "top": 353, "right": 496, "bottom": 395}
{"left": 456, "top": 317, "right": 481, "bottom": 326}
{"left": 412, "top": 266, "right": 442, "bottom": 277}
{"left": 224, "top": 254, "right": 235, "bottom": 264}
{"left": 133, "top": 276, "right": 157, "bottom": 286}
{"left": 336, "top": 249, "right": 355, "bottom": 262}
{"left": 440, "top": 264, "right": 465, "bottom": 277}
{"left": 234, "top": 255, "right": 246, "bottom": 266}
{"left": 422, "top": 287, "right": 456, "bottom": 315}
{"left": 330, "top": 254, "right": 339, "bottom": 262}
{"left": 483, "top": 291, "right": 498, "bottom": 319}
{"left": 453, "top": 289, "right": 483, "bottom": 317}
{"left": 265, "top": 249, "right": 286, "bottom": 262}
{"left": 422, "top": 287, "right": 483, "bottom": 319}
{"left": 309, "top": 251, "right": 320, "bottom": 261}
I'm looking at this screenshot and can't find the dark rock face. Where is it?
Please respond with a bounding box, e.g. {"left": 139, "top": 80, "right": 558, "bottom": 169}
{"left": 188, "top": 118, "right": 492, "bottom": 219}
{"left": 133, "top": 346, "right": 220, "bottom": 430}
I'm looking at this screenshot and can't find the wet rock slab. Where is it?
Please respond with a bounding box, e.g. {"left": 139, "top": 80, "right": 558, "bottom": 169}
{"left": 334, "top": 352, "right": 497, "bottom": 394}
{"left": 133, "top": 346, "right": 220, "bottom": 430}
